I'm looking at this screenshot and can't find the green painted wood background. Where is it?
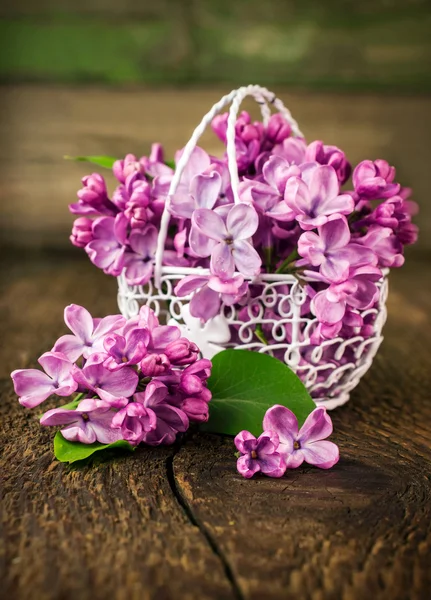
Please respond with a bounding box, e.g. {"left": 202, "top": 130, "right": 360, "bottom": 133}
{"left": 0, "top": 0, "right": 430, "bottom": 90}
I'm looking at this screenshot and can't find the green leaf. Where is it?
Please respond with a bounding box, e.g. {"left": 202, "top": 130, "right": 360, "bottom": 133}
{"left": 165, "top": 159, "right": 175, "bottom": 170}
{"left": 53, "top": 432, "right": 135, "bottom": 464}
{"left": 202, "top": 349, "right": 316, "bottom": 437}
{"left": 64, "top": 155, "right": 117, "bottom": 169}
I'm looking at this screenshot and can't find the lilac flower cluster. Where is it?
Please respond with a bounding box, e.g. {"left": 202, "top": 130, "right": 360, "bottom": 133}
{"left": 234, "top": 404, "right": 339, "bottom": 478}
{"left": 11, "top": 304, "right": 211, "bottom": 446}
{"left": 69, "top": 110, "right": 418, "bottom": 342}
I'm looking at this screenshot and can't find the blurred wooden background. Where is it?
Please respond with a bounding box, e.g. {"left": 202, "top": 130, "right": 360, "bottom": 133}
{"left": 0, "top": 0, "right": 430, "bottom": 250}
{"left": 0, "top": 0, "right": 430, "bottom": 89}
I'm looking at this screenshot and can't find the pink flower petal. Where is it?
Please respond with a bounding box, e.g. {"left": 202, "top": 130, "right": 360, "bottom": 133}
{"left": 11, "top": 369, "right": 54, "bottom": 408}
{"left": 285, "top": 450, "right": 305, "bottom": 469}
{"left": 298, "top": 407, "right": 332, "bottom": 444}
{"left": 175, "top": 275, "right": 210, "bottom": 297}
{"left": 192, "top": 208, "right": 227, "bottom": 241}
{"left": 256, "top": 430, "right": 279, "bottom": 455}
{"left": 210, "top": 242, "right": 235, "bottom": 279}
{"left": 92, "top": 314, "right": 125, "bottom": 340}
{"left": 38, "top": 352, "right": 73, "bottom": 382}
{"left": 190, "top": 285, "right": 221, "bottom": 321}
{"left": 64, "top": 304, "right": 93, "bottom": 343}
{"left": 300, "top": 440, "right": 339, "bottom": 469}
{"left": 319, "top": 215, "right": 350, "bottom": 249}
{"left": 259, "top": 454, "right": 286, "bottom": 477}
{"left": 189, "top": 226, "right": 218, "bottom": 257}
{"left": 312, "top": 291, "right": 346, "bottom": 324}
{"left": 227, "top": 204, "right": 259, "bottom": 239}
{"left": 263, "top": 405, "right": 299, "bottom": 447}
{"left": 232, "top": 240, "right": 261, "bottom": 277}
{"left": 61, "top": 423, "right": 97, "bottom": 444}
{"left": 40, "top": 407, "right": 81, "bottom": 426}
{"left": 52, "top": 335, "right": 86, "bottom": 361}
{"left": 320, "top": 193, "right": 355, "bottom": 216}
{"left": 128, "top": 224, "right": 158, "bottom": 257}
{"left": 234, "top": 430, "right": 257, "bottom": 454}
{"left": 308, "top": 165, "right": 339, "bottom": 207}
{"left": 190, "top": 171, "right": 221, "bottom": 210}
{"left": 237, "top": 455, "right": 260, "bottom": 478}
{"left": 124, "top": 258, "right": 153, "bottom": 286}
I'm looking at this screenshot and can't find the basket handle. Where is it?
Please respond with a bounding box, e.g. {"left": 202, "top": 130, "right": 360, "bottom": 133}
{"left": 154, "top": 84, "right": 304, "bottom": 288}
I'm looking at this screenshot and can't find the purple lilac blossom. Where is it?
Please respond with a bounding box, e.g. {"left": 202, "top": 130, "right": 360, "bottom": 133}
{"left": 12, "top": 304, "right": 212, "bottom": 447}
{"left": 41, "top": 399, "right": 124, "bottom": 444}
{"left": 11, "top": 352, "right": 78, "bottom": 408}
{"left": 68, "top": 127, "right": 417, "bottom": 341}
{"left": 234, "top": 430, "right": 286, "bottom": 478}
{"left": 263, "top": 405, "right": 339, "bottom": 469}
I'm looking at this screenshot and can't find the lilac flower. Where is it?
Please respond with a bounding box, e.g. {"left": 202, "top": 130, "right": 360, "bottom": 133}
{"left": 140, "top": 353, "right": 171, "bottom": 377}
{"left": 357, "top": 225, "right": 404, "bottom": 268}
{"left": 123, "top": 178, "right": 152, "bottom": 228}
{"left": 124, "top": 306, "right": 181, "bottom": 354}
{"left": 70, "top": 217, "right": 93, "bottom": 248}
{"left": 212, "top": 111, "right": 263, "bottom": 173}
{"left": 73, "top": 362, "right": 138, "bottom": 404}
{"left": 113, "top": 153, "right": 148, "bottom": 184}
{"left": 178, "top": 359, "right": 212, "bottom": 396}
{"left": 243, "top": 156, "right": 299, "bottom": 222}
{"left": 11, "top": 352, "right": 78, "bottom": 408}
{"left": 297, "top": 215, "right": 376, "bottom": 281}
{"left": 353, "top": 159, "right": 400, "bottom": 199}
{"left": 190, "top": 204, "right": 261, "bottom": 278}
{"left": 309, "top": 265, "right": 382, "bottom": 326}
{"left": 170, "top": 146, "right": 212, "bottom": 203}
{"left": 70, "top": 174, "right": 117, "bottom": 216}
{"left": 53, "top": 304, "right": 125, "bottom": 361}
{"left": 234, "top": 430, "right": 286, "bottom": 478}
{"left": 269, "top": 137, "right": 307, "bottom": 167}
{"left": 41, "top": 398, "right": 123, "bottom": 444}
{"left": 263, "top": 405, "right": 339, "bottom": 469}
{"left": 111, "top": 402, "right": 157, "bottom": 445}
{"left": 135, "top": 381, "right": 189, "bottom": 446}
{"left": 103, "top": 328, "right": 150, "bottom": 370}
{"left": 265, "top": 113, "right": 292, "bottom": 146}
{"left": 285, "top": 164, "right": 354, "bottom": 230}
{"left": 175, "top": 272, "right": 247, "bottom": 322}
{"left": 123, "top": 224, "right": 158, "bottom": 286}
{"left": 180, "top": 397, "right": 210, "bottom": 423}
{"left": 304, "top": 141, "right": 351, "bottom": 184}
{"left": 164, "top": 338, "right": 199, "bottom": 366}
{"left": 170, "top": 170, "right": 222, "bottom": 219}
{"left": 85, "top": 214, "right": 128, "bottom": 276}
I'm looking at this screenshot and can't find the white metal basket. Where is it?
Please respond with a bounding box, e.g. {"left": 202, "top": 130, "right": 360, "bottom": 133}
{"left": 117, "top": 85, "right": 388, "bottom": 409}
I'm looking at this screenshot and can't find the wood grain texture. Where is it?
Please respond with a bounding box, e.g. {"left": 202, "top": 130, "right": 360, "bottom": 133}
{"left": 1, "top": 251, "right": 431, "bottom": 599}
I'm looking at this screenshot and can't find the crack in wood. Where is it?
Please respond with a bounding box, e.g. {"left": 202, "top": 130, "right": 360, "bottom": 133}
{"left": 166, "top": 450, "right": 244, "bottom": 600}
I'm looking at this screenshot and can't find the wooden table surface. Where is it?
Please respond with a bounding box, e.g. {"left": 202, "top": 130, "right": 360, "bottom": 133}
{"left": 1, "top": 85, "right": 431, "bottom": 599}
{"left": 1, "top": 249, "right": 430, "bottom": 600}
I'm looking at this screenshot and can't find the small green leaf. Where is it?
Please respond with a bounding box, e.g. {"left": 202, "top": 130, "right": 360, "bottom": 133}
{"left": 165, "top": 159, "right": 175, "bottom": 170}
{"left": 202, "top": 349, "right": 316, "bottom": 437}
{"left": 64, "top": 155, "right": 117, "bottom": 169}
{"left": 53, "top": 432, "right": 135, "bottom": 463}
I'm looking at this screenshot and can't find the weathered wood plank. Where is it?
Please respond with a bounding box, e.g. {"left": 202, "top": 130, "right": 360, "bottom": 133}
{"left": 1, "top": 252, "right": 431, "bottom": 599}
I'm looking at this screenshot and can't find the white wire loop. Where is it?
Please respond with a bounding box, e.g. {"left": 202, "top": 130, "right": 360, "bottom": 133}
{"left": 154, "top": 84, "right": 304, "bottom": 288}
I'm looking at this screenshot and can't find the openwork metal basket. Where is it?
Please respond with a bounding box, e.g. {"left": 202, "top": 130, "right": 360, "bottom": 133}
{"left": 117, "top": 85, "right": 388, "bottom": 409}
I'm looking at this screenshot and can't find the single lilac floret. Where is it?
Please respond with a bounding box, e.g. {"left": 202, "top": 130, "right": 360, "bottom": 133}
{"left": 234, "top": 430, "right": 286, "bottom": 478}
{"left": 41, "top": 398, "right": 124, "bottom": 444}
{"left": 263, "top": 405, "right": 339, "bottom": 469}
